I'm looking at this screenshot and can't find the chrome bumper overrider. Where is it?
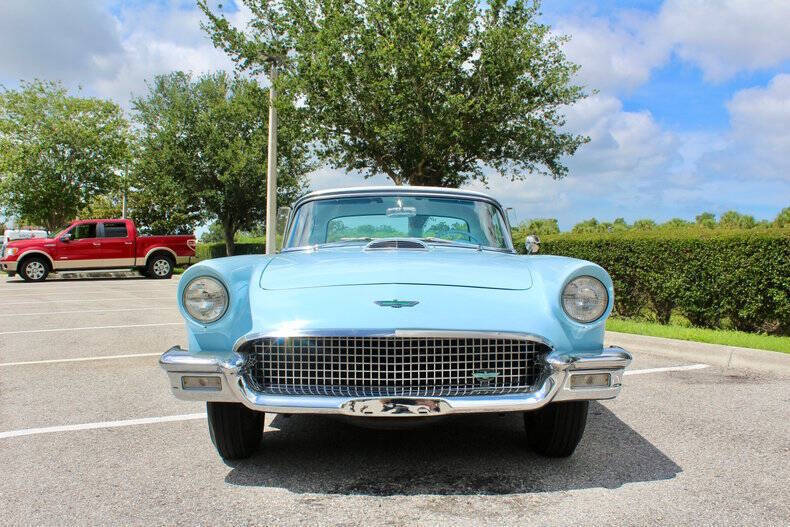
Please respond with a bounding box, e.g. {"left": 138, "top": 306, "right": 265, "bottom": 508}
{"left": 160, "top": 345, "right": 632, "bottom": 417}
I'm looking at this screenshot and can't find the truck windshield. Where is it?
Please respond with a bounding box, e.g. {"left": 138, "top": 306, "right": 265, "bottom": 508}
{"left": 285, "top": 195, "right": 511, "bottom": 250}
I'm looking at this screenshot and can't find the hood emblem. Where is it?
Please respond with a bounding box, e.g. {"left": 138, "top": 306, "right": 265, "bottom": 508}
{"left": 374, "top": 299, "right": 419, "bottom": 309}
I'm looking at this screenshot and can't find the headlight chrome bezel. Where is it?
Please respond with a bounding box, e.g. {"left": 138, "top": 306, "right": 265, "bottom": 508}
{"left": 182, "top": 276, "right": 229, "bottom": 324}
{"left": 561, "top": 275, "right": 609, "bottom": 324}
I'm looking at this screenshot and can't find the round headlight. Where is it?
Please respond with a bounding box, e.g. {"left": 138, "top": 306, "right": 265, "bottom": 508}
{"left": 561, "top": 276, "right": 608, "bottom": 323}
{"left": 182, "top": 276, "right": 228, "bottom": 324}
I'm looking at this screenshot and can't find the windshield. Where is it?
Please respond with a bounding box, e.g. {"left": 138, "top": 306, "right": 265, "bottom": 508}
{"left": 285, "top": 195, "right": 512, "bottom": 250}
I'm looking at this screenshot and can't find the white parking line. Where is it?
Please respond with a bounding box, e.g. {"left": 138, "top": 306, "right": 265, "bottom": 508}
{"left": 0, "top": 352, "right": 162, "bottom": 367}
{"left": 0, "top": 363, "right": 714, "bottom": 439}
{"left": 624, "top": 363, "right": 708, "bottom": 376}
{"left": 0, "top": 413, "right": 207, "bottom": 439}
{"left": 0, "top": 322, "right": 181, "bottom": 336}
{"left": 5, "top": 307, "right": 179, "bottom": 317}
{"left": 1, "top": 288, "right": 178, "bottom": 297}
{"left": 4, "top": 297, "right": 171, "bottom": 305}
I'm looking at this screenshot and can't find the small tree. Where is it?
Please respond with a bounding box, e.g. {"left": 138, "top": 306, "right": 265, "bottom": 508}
{"left": 719, "top": 210, "right": 756, "bottom": 229}
{"left": 695, "top": 212, "right": 716, "bottom": 229}
{"left": 200, "top": 0, "right": 588, "bottom": 187}
{"left": 775, "top": 207, "right": 790, "bottom": 228}
{"left": 131, "top": 72, "right": 312, "bottom": 253}
{"left": 0, "top": 81, "right": 131, "bottom": 231}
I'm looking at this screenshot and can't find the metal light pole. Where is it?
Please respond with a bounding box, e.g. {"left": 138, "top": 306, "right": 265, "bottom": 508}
{"left": 265, "top": 59, "right": 279, "bottom": 254}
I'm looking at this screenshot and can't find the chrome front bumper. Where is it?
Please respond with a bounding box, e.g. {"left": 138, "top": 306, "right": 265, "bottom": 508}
{"left": 160, "top": 345, "right": 632, "bottom": 416}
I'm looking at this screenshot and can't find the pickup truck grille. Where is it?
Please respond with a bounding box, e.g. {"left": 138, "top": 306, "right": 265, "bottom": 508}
{"left": 243, "top": 336, "right": 550, "bottom": 397}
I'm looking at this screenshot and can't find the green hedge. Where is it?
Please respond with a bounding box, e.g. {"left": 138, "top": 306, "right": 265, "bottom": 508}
{"left": 537, "top": 229, "right": 790, "bottom": 334}
{"left": 196, "top": 241, "right": 265, "bottom": 260}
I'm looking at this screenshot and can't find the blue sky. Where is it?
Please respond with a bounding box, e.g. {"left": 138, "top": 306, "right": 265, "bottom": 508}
{"left": 1, "top": 0, "right": 788, "bottom": 230}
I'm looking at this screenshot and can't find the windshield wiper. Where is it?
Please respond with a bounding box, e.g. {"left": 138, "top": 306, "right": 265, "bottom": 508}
{"left": 420, "top": 237, "right": 482, "bottom": 250}
{"left": 312, "top": 237, "right": 373, "bottom": 249}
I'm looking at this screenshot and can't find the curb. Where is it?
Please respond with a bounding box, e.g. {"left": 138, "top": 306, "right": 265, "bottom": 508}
{"left": 605, "top": 331, "right": 790, "bottom": 376}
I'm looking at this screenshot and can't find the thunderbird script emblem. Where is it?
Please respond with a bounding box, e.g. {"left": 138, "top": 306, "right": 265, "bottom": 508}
{"left": 374, "top": 299, "right": 419, "bottom": 309}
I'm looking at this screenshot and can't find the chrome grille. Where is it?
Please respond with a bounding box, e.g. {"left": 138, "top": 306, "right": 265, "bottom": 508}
{"left": 244, "top": 336, "right": 549, "bottom": 397}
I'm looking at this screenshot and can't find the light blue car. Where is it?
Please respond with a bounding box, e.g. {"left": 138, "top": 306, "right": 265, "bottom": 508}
{"left": 161, "top": 186, "right": 631, "bottom": 460}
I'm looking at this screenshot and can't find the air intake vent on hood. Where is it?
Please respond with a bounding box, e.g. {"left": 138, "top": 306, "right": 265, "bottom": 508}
{"left": 365, "top": 239, "right": 428, "bottom": 250}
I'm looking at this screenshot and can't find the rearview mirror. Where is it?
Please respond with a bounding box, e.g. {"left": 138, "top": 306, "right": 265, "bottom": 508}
{"left": 60, "top": 234, "right": 72, "bottom": 243}
{"left": 524, "top": 234, "right": 540, "bottom": 255}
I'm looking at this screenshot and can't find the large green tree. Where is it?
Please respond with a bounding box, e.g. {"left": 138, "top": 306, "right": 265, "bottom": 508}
{"left": 199, "top": 0, "right": 587, "bottom": 187}
{"left": 131, "top": 71, "right": 311, "bottom": 254}
{"left": 0, "top": 81, "right": 131, "bottom": 231}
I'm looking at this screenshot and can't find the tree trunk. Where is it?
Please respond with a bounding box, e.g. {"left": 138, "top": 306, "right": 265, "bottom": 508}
{"left": 223, "top": 221, "right": 236, "bottom": 257}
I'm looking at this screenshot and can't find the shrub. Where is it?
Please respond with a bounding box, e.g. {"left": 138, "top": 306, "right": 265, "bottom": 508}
{"left": 196, "top": 240, "right": 265, "bottom": 260}
{"left": 536, "top": 229, "right": 790, "bottom": 335}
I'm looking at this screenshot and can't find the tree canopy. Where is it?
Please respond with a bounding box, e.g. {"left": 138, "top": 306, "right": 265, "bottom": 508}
{"left": 131, "top": 71, "right": 312, "bottom": 254}
{"left": 0, "top": 81, "right": 131, "bottom": 231}
{"left": 199, "top": 0, "right": 588, "bottom": 187}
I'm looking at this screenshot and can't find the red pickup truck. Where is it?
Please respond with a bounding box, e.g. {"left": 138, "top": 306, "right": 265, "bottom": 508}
{"left": 0, "top": 219, "right": 196, "bottom": 282}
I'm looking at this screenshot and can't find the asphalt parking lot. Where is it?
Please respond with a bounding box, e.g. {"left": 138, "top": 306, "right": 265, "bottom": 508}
{"left": 0, "top": 276, "right": 788, "bottom": 526}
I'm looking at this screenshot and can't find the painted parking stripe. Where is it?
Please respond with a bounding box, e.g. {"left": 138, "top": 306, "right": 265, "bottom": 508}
{"left": 624, "top": 363, "right": 708, "bottom": 376}
{"left": 3, "top": 297, "right": 171, "bottom": 305}
{"left": 5, "top": 307, "right": 178, "bottom": 317}
{"left": 0, "top": 322, "right": 181, "bottom": 336}
{"left": 0, "top": 413, "right": 207, "bottom": 439}
{"left": 0, "top": 364, "right": 715, "bottom": 439}
{"left": 0, "top": 352, "right": 163, "bottom": 367}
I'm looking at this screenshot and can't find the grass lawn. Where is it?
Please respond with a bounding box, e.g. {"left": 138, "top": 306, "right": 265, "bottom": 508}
{"left": 606, "top": 318, "right": 790, "bottom": 354}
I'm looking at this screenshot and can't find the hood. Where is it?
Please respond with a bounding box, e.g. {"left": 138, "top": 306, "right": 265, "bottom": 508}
{"left": 5, "top": 237, "right": 53, "bottom": 248}
{"left": 259, "top": 247, "right": 532, "bottom": 290}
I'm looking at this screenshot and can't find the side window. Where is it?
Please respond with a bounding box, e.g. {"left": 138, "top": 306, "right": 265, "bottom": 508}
{"left": 71, "top": 223, "right": 97, "bottom": 240}
{"left": 102, "top": 222, "right": 128, "bottom": 238}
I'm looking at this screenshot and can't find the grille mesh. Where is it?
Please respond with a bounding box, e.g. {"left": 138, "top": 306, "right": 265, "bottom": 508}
{"left": 244, "top": 336, "right": 549, "bottom": 397}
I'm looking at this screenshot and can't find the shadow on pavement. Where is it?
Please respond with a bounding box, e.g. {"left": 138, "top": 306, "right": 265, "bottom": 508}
{"left": 224, "top": 402, "right": 680, "bottom": 495}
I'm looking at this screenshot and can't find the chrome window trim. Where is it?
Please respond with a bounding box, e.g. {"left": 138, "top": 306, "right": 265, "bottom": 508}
{"left": 233, "top": 329, "right": 555, "bottom": 354}
{"left": 282, "top": 188, "right": 516, "bottom": 253}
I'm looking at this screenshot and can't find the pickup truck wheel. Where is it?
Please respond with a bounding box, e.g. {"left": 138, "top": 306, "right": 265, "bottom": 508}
{"left": 20, "top": 256, "right": 50, "bottom": 282}
{"left": 206, "top": 402, "right": 264, "bottom": 460}
{"left": 146, "top": 254, "right": 174, "bottom": 279}
{"left": 523, "top": 401, "right": 589, "bottom": 457}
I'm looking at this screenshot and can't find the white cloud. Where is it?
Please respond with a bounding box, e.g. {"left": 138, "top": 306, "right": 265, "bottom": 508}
{"left": 92, "top": 3, "right": 244, "bottom": 105}
{"left": 556, "top": 0, "right": 790, "bottom": 95}
{"left": 726, "top": 73, "right": 790, "bottom": 178}
{"left": 658, "top": 0, "right": 790, "bottom": 82}
{"left": 0, "top": 0, "right": 122, "bottom": 85}
{"left": 556, "top": 14, "right": 668, "bottom": 93}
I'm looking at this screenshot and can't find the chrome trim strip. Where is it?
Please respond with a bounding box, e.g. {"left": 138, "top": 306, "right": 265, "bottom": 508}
{"left": 232, "top": 329, "right": 556, "bottom": 354}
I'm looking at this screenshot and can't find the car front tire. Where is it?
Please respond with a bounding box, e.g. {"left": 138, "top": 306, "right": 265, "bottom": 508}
{"left": 206, "top": 402, "right": 264, "bottom": 460}
{"left": 20, "top": 256, "right": 50, "bottom": 282}
{"left": 523, "top": 401, "right": 589, "bottom": 457}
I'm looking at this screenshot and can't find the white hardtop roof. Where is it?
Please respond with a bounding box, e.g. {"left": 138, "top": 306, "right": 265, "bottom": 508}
{"left": 295, "top": 185, "right": 501, "bottom": 207}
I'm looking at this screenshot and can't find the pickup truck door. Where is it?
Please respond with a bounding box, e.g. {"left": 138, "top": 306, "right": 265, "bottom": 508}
{"left": 97, "top": 221, "right": 135, "bottom": 266}
{"left": 56, "top": 222, "right": 102, "bottom": 268}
